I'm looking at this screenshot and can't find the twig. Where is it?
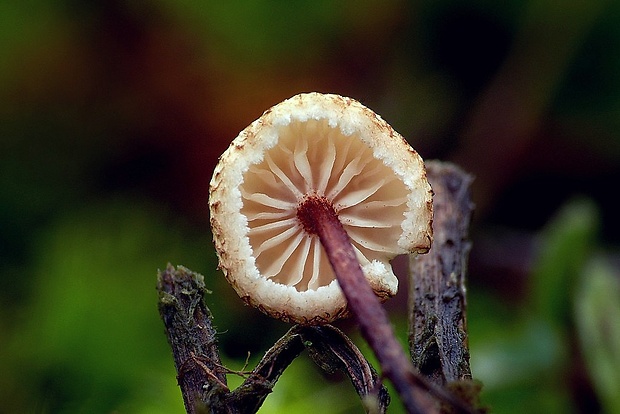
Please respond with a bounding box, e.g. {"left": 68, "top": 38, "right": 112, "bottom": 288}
{"left": 157, "top": 264, "right": 227, "bottom": 414}
{"left": 223, "top": 326, "right": 307, "bottom": 412}
{"left": 300, "top": 325, "right": 390, "bottom": 413}
{"left": 409, "top": 161, "right": 481, "bottom": 409}
{"left": 225, "top": 324, "right": 391, "bottom": 413}
{"left": 409, "top": 161, "right": 474, "bottom": 384}
{"left": 158, "top": 268, "right": 389, "bottom": 413}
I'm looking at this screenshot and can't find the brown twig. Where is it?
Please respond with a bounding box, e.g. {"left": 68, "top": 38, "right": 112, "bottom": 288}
{"left": 157, "top": 264, "right": 227, "bottom": 414}
{"left": 409, "top": 161, "right": 484, "bottom": 412}
{"left": 300, "top": 325, "right": 390, "bottom": 413}
{"left": 158, "top": 265, "right": 392, "bottom": 413}
{"left": 225, "top": 324, "right": 391, "bottom": 413}
{"left": 409, "top": 161, "right": 474, "bottom": 384}
{"left": 222, "top": 325, "right": 307, "bottom": 413}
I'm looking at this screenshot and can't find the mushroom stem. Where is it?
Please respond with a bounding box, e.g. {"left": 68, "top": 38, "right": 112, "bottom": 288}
{"left": 298, "top": 196, "right": 438, "bottom": 414}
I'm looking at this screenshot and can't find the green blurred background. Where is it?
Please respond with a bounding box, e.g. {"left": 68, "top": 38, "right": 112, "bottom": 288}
{"left": 1, "top": 0, "right": 619, "bottom": 413}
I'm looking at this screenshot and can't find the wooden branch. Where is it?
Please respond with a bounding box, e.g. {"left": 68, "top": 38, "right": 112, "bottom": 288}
{"left": 222, "top": 326, "right": 306, "bottom": 413}
{"left": 158, "top": 265, "right": 391, "bottom": 413}
{"left": 409, "top": 160, "right": 475, "bottom": 386}
{"left": 300, "top": 325, "right": 390, "bottom": 413}
{"left": 223, "top": 324, "right": 391, "bottom": 413}
{"left": 157, "top": 264, "right": 228, "bottom": 414}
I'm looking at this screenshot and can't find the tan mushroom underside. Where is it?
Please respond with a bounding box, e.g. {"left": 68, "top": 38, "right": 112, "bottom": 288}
{"left": 209, "top": 93, "right": 432, "bottom": 324}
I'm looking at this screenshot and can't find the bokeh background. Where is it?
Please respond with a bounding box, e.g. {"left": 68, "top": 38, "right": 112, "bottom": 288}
{"left": 1, "top": 0, "right": 619, "bottom": 413}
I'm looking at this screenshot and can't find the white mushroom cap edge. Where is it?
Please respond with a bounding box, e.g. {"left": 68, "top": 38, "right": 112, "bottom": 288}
{"left": 209, "top": 92, "right": 433, "bottom": 325}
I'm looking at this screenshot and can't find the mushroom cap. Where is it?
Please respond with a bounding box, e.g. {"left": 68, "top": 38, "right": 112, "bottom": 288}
{"left": 209, "top": 92, "right": 432, "bottom": 324}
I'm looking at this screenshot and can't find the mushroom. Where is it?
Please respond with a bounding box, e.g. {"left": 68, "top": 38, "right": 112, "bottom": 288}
{"left": 209, "top": 92, "right": 432, "bottom": 325}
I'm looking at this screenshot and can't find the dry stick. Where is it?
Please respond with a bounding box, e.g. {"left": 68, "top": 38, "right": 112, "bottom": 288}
{"left": 409, "top": 161, "right": 475, "bottom": 386}
{"left": 158, "top": 265, "right": 391, "bottom": 414}
{"left": 298, "top": 196, "right": 469, "bottom": 414}
{"left": 226, "top": 324, "right": 390, "bottom": 413}
{"left": 158, "top": 264, "right": 228, "bottom": 414}
{"left": 159, "top": 267, "right": 308, "bottom": 414}
{"left": 300, "top": 325, "right": 390, "bottom": 413}
{"left": 224, "top": 326, "right": 307, "bottom": 413}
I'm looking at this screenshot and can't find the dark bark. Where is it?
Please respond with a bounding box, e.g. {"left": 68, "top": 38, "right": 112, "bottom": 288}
{"left": 158, "top": 265, "right": 390, "bottom": 413}
{"left": 409, "top": 161, "right": 475, "bottom": 386}
{"left": 224, "top": 324, "right": 390, "bottom": 413}
{"left": 157, "top": 264, "right": 227, "bottom": 414}
{"left": 222, "top": 326, "right": 307, "bottom": 413}
{"left": 300, "top": 325, "right": 390, "bottom": 413}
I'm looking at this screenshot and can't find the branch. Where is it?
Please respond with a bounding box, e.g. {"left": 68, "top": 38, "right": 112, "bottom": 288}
{"left": 158, "top": 266, "right": 391, "bottom": 413}
{"left": 409, "top": 161, "right": 478, "bottom": 400}
{"left": 300, "top": 325, "right": 390, "bottom": 413}
{"left": 157, "top": 264, "right": 228, "bottom": 414}
{"left": 223, "top": 326, "right": 306, "bottom": 412}
{"left": 225, "top": 324, "right": 390, "bottom": 413}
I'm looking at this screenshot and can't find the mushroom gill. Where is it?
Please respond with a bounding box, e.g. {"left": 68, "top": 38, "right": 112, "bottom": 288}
{"left": 240, "top": 118, "right": 409, "bottom": 292}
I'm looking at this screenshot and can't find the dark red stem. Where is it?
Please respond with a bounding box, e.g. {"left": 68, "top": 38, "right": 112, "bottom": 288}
{"left": 298, "top": 196, "right": 437, "bottom": 414}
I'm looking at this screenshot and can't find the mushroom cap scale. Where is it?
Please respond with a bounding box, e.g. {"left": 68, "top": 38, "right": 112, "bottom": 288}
{"left": 209, "top": 93, "right": 432, "bottom": 324}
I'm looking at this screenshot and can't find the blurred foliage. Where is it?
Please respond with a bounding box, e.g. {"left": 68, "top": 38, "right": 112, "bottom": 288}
{"left": 2, "top": 0, "right": 620, "bottom": 413}
{"left": 575, "top": 258, "right": 620, "bottom": 414}
{"left": 0, "top": 201, "right": 215, "bottom": 413}
{"left": 469, "top": 198, "right": 600, "bottom": 414}
{"left": 530, "top": 198, "right": 599, "bottom": 327}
